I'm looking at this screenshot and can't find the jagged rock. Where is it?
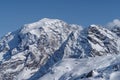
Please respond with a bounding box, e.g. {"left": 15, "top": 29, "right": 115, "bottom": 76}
{"left": 0, "top": 18, "right": 120, "bottom": 80}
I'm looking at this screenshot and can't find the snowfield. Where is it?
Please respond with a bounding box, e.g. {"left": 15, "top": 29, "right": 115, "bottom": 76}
{"left": 110, "top": 71, "right": 120, "bottom": 80}
{"left": 39, "top": 54, "right": 120, "bottom": 80}
{"left": 0, "top": 18, "right": 120, "bottom": 80}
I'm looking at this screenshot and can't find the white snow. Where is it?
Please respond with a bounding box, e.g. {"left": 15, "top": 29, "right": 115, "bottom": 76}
{"left": 89, "top": 40, "right": 105, "bottom": 52}
{"left": 0, "top": 18, "right": 120, "bottom": 80}
{"left": 0, "top": 52, "right": 5, "bottom": 61}
{"left": 20, "top": 18, "right": 64, "bottom": 34}
{"left": 90, "top": 24, "right": 116, "bottom": 39}
{"left": 110, "top": 71, "right": 120, "bottom": 80}
{"left": 5, "top": 64, "right": 24, "bottom": 73}
{"left": 17, "top": 67, "right": 38, "bottom": 80}
{"left": 11, "top": 52, "right": 26, "bottom": 61}
{"left": 39, "top": 54, "right": 120, "bottom": 80}
{"left": 29, "top": 29, "right": 41, "bottom": 37}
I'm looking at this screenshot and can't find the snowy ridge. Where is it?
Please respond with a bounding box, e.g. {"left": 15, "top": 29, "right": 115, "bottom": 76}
{"left": 39, "top": 54, "right": 120, "bottom": 80}
{"left": 87, "top": 25, "right": 120, "bottom": 56}
{"left": 0, "top": 18, "right": 120, "bottom": 80}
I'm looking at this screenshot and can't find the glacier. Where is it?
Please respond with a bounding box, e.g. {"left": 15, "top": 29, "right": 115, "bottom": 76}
{"left": 0, "top": 18, "right": 120, "bottom": 80}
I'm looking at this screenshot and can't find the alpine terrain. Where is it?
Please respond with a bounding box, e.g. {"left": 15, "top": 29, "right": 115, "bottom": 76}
{"left": 0, "top": 18, "right": 120, "bottom": 80}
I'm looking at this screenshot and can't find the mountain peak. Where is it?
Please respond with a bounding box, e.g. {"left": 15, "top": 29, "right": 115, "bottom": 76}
{"left": 89, "top": 24, "right": 101, "bottom": 29}
{"left": 39, "top": 18, "right": 61, "bottom": 22}
{"left": 0, "top": 18, "right": 120, "bottom": 80}
{"left": 20, "top": 18, "right": 67, "bottom": 34}
{"left": 90, "top": 24, "right": 98, "bottom": 27}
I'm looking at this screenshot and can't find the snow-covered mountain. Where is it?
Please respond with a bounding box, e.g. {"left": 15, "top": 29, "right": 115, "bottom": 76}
{"left": 0, "top": 18, "right": 120, "bottom": 80}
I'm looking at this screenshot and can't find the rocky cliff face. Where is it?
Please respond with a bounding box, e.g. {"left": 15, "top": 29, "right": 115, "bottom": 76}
{"left": 87, "top": 25, "right": 120, "bottom": 56}
{"left": 0, "top": 18, "right": 120, "bottom": 80}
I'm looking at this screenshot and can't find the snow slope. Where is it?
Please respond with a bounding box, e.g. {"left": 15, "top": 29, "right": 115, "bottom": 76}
{"left": 0, "top": 18, "right": 120, "bottom": 80}
{"left": 39, "top": 54, "right": 120, "bottom": 80}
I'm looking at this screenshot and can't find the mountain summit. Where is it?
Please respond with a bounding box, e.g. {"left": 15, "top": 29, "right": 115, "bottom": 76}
{"left": 0, "top": 18, "right": 120, "bottom": 80}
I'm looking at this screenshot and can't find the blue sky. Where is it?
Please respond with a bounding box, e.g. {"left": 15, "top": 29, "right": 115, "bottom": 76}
{"left": 0, "top": 0, "right": 120, "bottom": 37}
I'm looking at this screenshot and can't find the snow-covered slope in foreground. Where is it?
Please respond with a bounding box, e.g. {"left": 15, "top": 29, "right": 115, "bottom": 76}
{"left": 39, "top": 54, "right": 120, "bottom": 80}
{"left": 0, "top": 18, "right": 120, "bottom": 80}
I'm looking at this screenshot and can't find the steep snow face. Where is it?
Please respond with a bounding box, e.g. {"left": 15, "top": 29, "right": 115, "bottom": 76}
{"left": 0, "top": 18, "right": 85, "bottom": 80}
{"left": 39, "top": 54, "right": 120, "bottom": 80}
{"left": 87, "top": 25, "right": 120, "bottom": 56}
{"left": 0, "top": 18, "right": 120, "bottom": 80}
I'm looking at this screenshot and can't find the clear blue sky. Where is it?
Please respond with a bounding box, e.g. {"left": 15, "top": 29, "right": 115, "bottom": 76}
{"left": 0, "top": 0, "right": 120, "bottom": 37}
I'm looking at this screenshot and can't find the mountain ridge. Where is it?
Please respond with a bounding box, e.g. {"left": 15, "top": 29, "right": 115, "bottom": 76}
{"left": 0, "top": 18, "right": 120, "bottom": 80}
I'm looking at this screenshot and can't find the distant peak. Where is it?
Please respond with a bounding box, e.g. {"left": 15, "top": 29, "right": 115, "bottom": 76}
{"left": 90, "top": 24, "right": 98, "bottom": 27}
{"left": 42, "top": 18, "right": 55, "bottom": 20}
{"left": 20, "top": 18, "right": 68, "bottom": 34}
{"left": 39, "top": 18, "right": 62, "bottom": 23}
{"left": 39, "top": 18, "right": 53, "bottom": 22}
